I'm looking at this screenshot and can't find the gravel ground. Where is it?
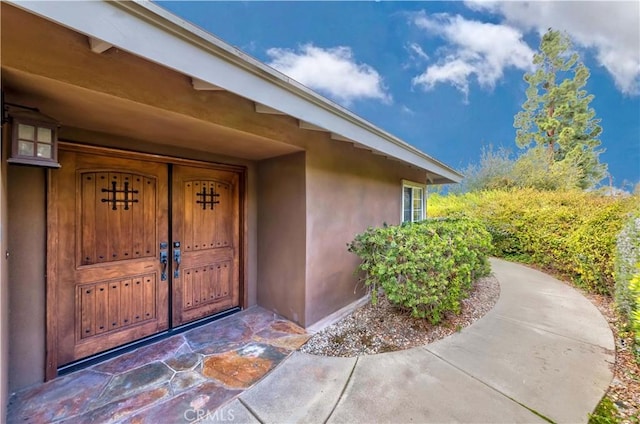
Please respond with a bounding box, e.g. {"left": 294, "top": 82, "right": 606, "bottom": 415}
{"left": 300, "top": 275, "right": 500, "bottom": 357}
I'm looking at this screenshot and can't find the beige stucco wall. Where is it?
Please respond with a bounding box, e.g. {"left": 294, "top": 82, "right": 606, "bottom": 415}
{"left": 304, "top": 138, "right": 426, "bottom": 326}
{"left": 257, "top": 152, "right": 307, "bottom": 325}
{"left": 7, "top": 166, "right": 47, "bottom": 390}
{"left": 1, "top": 128, "right": 10, "bottom": 423}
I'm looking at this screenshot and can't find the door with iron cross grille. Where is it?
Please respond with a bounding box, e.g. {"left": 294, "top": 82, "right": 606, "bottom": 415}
{"left": 52, "top": 150, "right": 170, "bottom": 366}
{"left": 50, "top": 148, "right": 240, "bottom": 370}
{"left": 171, "top": 165, "right": 240, "bottom": 327}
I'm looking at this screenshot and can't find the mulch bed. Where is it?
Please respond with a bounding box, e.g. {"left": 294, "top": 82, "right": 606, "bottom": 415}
{"left": 300, "top": 276, "right": 499, "bottom": 357}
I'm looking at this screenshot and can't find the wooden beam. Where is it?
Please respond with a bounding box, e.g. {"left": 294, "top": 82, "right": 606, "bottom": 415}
{"left": 298, "top": 120, "right": 327, "bottom": 132}
{"left": 88, "top": 37, "right": 112, "bottom": 54}
{"left": 330, "top": 133, "right": 352, "bottom": 142}
{"left": 191, "top": 77, "right": 225, "bottom": 91}
{"left": 254, "top": 103, "right": 286, "bottom": 115}
{"left": 352, "top": 142, "right": 371, "bottom": 150}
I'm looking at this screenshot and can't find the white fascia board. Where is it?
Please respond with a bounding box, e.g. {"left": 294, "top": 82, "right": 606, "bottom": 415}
{"left": 9, "top": 0, "right": 462, "bottom": 183}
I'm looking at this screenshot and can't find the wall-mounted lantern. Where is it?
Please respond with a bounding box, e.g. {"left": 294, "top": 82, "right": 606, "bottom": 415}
{"left": 6, "top": 108, "right": 60, "bottom": 168}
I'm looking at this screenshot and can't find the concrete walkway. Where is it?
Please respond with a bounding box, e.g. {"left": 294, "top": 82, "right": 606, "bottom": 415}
{"left": 219, "top": 258, "right": 615, "bottom": 424}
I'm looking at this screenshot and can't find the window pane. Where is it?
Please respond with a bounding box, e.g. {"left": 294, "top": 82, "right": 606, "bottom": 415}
{"left": 37, "top": 143, "right": 52, "bottom": 159}
{"left": 403, "top": 187, "right": 412, "bottom": 222}
{"left": 413, "top": 188, "right": 423, "bottom": 221}
{"left": 37, "top": 127, "right": 52, "bottom": 143}
{"left": 18, "top": 140, "right": 34, "bottom": 156}
{"left": 18, "top": 124, "right": 35, "bottom": 140}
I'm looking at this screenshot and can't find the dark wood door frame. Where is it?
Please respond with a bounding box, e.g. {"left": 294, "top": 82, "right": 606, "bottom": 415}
{"left": 46, "top": 142, "right": 248, "bottom": 380}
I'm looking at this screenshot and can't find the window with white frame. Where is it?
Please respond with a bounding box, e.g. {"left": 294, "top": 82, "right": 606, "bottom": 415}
{"left": 402, "top": 181, "right": 426, "bottom": 223}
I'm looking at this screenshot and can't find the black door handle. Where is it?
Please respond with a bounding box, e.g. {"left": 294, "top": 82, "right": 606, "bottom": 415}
{"left": 174, "top": 241, "right": 181, "bottom": 278}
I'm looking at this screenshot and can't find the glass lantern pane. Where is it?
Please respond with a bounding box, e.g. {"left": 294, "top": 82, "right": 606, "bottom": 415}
{"left": 37, "top": 143, "right": 52, "bottom": 159}
{"left": 18, "top": 140, "right": 34, "bottom": 156}
{"left": 37, "top": 127, "right": 52, "bottom": 143}
{"left": 18, "top": 124, "right": 35, "bottom": 140}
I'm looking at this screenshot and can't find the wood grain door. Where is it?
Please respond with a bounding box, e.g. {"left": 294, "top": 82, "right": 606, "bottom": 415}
{"left": 171, "top": 165, "right": 240, "bottom": 326}
{"left": 52, "top": 150, "right": 169, "bottom": 366}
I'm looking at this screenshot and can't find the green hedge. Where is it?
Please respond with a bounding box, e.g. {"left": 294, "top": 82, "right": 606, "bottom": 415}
{"left": 347, "top": 218, "right": 492, "bottom": 323}
{"left": 630, "top": 271, "right": 640, "bottom": 359}
{"left": 428, "top": 189, "right": 638, "bottom": 296}
{"left": 614, "top": 213, "right": 640, "bottom": 359}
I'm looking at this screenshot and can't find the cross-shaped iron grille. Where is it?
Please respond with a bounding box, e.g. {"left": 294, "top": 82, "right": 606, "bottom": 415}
{"left": 101, "top": 181, "right": 139, "bottom": 210}
{"left": 195, "top": 186, "right": 220, "bottom": 210}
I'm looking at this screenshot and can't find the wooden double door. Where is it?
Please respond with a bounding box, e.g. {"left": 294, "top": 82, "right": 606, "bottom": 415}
{"left": 49, "top": 147, "right": 242, "bottom": 369}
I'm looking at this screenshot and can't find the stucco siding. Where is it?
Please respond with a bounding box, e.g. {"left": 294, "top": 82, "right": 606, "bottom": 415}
{"left": 8, "top": 166, "right": 47, "bottom": 390}
{"left": 304, "top": 139, "right": 426, "bottom": 326}
{"left": 257, "top": 152, "right": 307, "bottom": 325}
{"left": 1, "top": 128, "right": 11, "bottom": 422}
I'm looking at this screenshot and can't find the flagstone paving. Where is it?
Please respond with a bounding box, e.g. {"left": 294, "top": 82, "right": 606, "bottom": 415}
{"left": 7, "top": 306, "right": 309, "bottom": 424}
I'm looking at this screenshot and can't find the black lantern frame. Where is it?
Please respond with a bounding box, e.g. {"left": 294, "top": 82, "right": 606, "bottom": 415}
{"left": 6, "top": 108, "right": 60, "bottom": 168}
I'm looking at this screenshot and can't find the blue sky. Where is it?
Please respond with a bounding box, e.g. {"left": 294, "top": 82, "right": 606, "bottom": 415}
{"left": 160, "top": 1, "right": 640, "bottom": 189}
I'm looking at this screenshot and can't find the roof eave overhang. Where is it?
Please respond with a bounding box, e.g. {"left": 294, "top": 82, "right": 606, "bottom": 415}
{"left": 7, "top": 0, "right": 463, "bottom": 184}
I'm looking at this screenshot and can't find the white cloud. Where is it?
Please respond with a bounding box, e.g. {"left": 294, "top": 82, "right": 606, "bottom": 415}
{"left": 411, "top": 11, "right": 534, "bottom": 101}
{"left": 403, "top": 42, "right": 430, "bottom": 70}
{"left": 401, "top": 105, "right": 416, "bottom": 115}
{"left": 266, "top": 44, "right": 391, "bottom": 105}
{"left": 466, "top": 0, "right": 640, "bottom": 95}
{"left": 407, "top": 42, "right": 429, "bottom": 62}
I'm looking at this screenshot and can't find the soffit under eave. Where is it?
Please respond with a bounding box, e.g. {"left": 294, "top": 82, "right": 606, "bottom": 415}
{"left": 6, "top": 0, "right": 462, "bottom": 183}
{"left": 1, "top": 68, "right": 303, "bottom": 161}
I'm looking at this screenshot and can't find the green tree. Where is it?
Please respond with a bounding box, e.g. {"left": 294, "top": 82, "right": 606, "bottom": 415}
{"left": 453, "top": 145, "right": 515, "bottom": 193}
{"left": 454, "top": 144, "right": 582, "bottom": 193}
{"left": 514, "top": 29, "right": 606, "bottom": 189}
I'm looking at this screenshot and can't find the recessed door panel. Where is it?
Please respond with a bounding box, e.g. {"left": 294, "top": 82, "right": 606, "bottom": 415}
{"left": 50, "top": 148, "right": 242, "bottom": 371}
{"left": 53, "top": 150, "right": 169, "bottom": 366}
{"left": 171, "top": 165, "right": 240, "bottom": 326}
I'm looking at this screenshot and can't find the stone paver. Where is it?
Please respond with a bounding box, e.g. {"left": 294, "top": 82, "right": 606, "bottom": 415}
{"left": 202, "top": 343, "right": 287, "bottom": 389}
{"left": 7, "top": 370, "right": 111, "bottom": 423}
{"left": 121, "top": 382, "right": 240, "bottom": 424}
{"left": 7, "top": 306, "right": 308, "bottom": 423}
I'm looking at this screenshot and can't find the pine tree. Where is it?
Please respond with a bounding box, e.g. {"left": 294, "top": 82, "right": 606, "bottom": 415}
{"left": 514, "top": 29, "right": 607, "bottom": 189}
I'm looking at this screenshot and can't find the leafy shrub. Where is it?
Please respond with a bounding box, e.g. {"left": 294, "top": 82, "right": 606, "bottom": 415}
{"left": 588, "top": 395, "right": 619, "bottom": 424}
{"left": 614, "top": 213, "right": 640, "bottom": 361}
{"left": 347, "top": 218, "right": 492, "bottom": 323}
{"left": 429, "top": 189, "right": 638, "bottom": 295}
{"left": 570, "top": 202, "right": 630, "bottom": 294}
{"left": 629, "top": 269, "right": 640, "bottom": 358}
{"left": 614, "top": 214, "right": 640, "bottom": 318}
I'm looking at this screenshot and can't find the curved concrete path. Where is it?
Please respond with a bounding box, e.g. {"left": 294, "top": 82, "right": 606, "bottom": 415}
{"left": 218, "top": 259, "right": 615, "bottom": 423}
